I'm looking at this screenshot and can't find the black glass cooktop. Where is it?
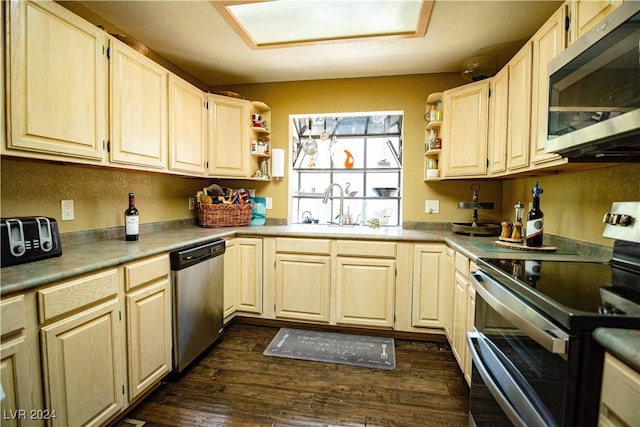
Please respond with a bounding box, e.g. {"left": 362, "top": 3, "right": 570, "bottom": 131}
{"left": 477, "top": 258, "right": 640, "bottom": 331}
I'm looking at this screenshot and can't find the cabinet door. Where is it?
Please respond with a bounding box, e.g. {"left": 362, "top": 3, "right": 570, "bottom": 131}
{"left": 506, "top": 42, "right": 532, "bottom": 171}
{"left": 334, "top": 257, "right": 395, "bottom": 328}
{"left": 207, "top": 94, "right": 250, "bottom": 177}
{"left": 411, "top": 244, "right": 446, "bottom": 329}
{"left": 235, "top": 238, "right": 263, "bottom": 314}
{"left": 6, "top": 0, "right": 107, "bottom": 161}
{"left": 126, "top": 279, "right": 171, "bottom": 401}
{"left": 575, "top": 0, "right": 623, "bottom": 39}
{"left": 463, "top": 284, "right": 476, "bottom": 385}
{"left": 110, "top": 37, "right": 168, "bottom": 170}
{"left": 441, "top": 81, "right": 489, "bottom": 177}
{"left": 41, "top": 299, "right": 124, "bottom": 427}
{"left": 451, "top": 271, "right": 467, "bottom": 369}
{"left": 168, "top": 74, "right": 206, "bottom": 175}
{"left": 488, "top": 66, "right": 509, "bottom": 175}
{"left": 442, "top": 248, "right": 455, "bottom": 339}
{"left": 531, "top": 5, "right": 568, "bottom": 166}
{"left": 275, "top": 254, "right": 331, "bottom": 323}
{"left": 223, "top": 239, "right": 238, "bottom": 319}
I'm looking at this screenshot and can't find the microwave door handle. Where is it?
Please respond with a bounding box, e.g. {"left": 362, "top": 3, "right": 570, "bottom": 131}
{"left": 472, "top": 271, "right": 568, "bottom": 355}
{"left": 467, "top": 332, "right": 557, "bottom": 427}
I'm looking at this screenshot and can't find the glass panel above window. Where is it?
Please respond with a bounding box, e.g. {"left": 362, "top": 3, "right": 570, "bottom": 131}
{"left": 289, "top": 112, "right": 403, "bottom": 226}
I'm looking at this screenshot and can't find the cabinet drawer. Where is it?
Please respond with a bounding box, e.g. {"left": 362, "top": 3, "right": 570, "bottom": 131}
{"left": 455, "top": 252, "right": 470, "bottom": 276}
{"left": 276, "top": 238, "right": 331, "bottom": 255}
{"left": 37, "top": 268, "right": 119, "bottom": 323}
{"left": 1, "top": 294, "right": 26, "bottom": 336}
{"left": 335, "top": 240, "right": 396, "bottom": 258}
{"left": 125, "top": 254, "right": 170, "bottom": 291}
{"left": 600, "top": 352, "right": 640, "bottom": 427}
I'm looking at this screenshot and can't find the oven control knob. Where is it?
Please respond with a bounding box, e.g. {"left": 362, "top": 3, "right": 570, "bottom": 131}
{"left": 42, "top": 241, "right": 52, "bottom": 250}
{"left": 13, "top": 245, "right": 25, "bottom": 255}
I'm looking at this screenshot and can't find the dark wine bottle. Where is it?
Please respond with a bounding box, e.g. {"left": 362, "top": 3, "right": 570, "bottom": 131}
{"left": 525, "top": 182, "right": 544, "bottom": 247}
{"left": 125, "top": 192, "right": 139, "bottom": 241}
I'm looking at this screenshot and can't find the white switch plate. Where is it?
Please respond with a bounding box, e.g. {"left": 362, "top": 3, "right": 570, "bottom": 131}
{"left": 188, "top": 197, "right": 195, "bottom": 210}
{"left": 61, "top": 199, "right": 75, "bottom": 221}
{"left": 265, "top": 197, "right": 273, "bottom": 209}
{"left": 425, "top": 200, "right": 439, "bottom": 214}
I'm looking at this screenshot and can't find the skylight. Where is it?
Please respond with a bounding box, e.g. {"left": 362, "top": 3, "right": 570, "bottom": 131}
{"left": 213, "top": 0, "right": 433, "bottom": 49}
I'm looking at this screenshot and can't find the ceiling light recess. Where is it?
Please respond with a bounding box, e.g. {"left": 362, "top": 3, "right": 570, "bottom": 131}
{"left": 212, "top": 0, "right": 434, "bottom": 49}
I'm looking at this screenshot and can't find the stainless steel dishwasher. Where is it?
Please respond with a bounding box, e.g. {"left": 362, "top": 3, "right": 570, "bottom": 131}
{"left": 170, "top": 239, "right": 225, "bottom": 373}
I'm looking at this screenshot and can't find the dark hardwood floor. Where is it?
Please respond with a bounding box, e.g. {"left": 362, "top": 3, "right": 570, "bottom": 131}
{"left": 126, "top": 322, "right": 470, "bottom": 426}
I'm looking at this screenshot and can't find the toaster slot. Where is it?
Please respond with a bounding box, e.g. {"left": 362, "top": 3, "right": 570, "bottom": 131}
{"left": 36, "top": 217, "right": 54, "bottom": 252}
{"left": 6, "top": 219, "right": 26, "bottom": 257}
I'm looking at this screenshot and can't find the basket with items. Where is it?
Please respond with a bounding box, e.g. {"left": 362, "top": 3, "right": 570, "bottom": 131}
{"left": 196, "top": 184, "right": 253, "bottom": 227}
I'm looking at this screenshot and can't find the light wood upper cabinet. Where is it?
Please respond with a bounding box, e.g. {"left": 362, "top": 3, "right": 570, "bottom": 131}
{"left": 5, "top": 0, "right": 107, "bottom": 162}
{"left": 207, "top": 94, "right": 251, "bottom": 177}
{"left": 109, "top": 37, "right": 168, "bottom": 170}
{"left": 531, "top": 5, "right": 569, "bottom": 167}
{"left": 506, "top": 42, "right": 533, "bottom": 172}
{"left": 168, "top": 74, "right": 206, "bottom": 175}
{"left": 488, "top": 66, "right": 509, "bottom": 175}
{"left": 571, "top": 0, "right": 624, "bottom": 42}
{"left": 441, "top": 80, "right": 490, "bottom": 177}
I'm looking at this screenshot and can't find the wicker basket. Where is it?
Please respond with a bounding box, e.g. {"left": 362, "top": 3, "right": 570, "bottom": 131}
{"left": 198, "top": 203, "right": 252, "bottom": 227}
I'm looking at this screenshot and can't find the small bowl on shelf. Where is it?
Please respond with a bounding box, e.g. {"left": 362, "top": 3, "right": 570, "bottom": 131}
{"left": 372, "top": 187, "right": 399, "bottom": 197}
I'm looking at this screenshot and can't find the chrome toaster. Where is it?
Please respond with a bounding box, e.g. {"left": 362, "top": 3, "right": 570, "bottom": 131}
{"left": 1, "top": 217, "right": 62, "bottom": 267}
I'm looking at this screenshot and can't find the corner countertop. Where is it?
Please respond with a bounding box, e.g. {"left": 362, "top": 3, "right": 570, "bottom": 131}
{"left": 593, "top": 328, "right": 640, "bottom": 373}
{"left": 0, "top": 223, "right": 603, "bottom": 297}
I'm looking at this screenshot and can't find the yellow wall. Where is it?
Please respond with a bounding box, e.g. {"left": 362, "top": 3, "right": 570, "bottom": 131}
{"left": 216, "top": 74, "right": 504, "bottom": 225}
{"left": 0, "top": 159, "right": 208, "bottom": 233}
{"left": 503, "top": 163, "right": 640, "bottom": 246}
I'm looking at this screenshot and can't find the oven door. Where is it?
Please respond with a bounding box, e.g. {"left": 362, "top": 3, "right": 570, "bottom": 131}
{"left": 468, "top": 269, "right": 570, "bottom": 427}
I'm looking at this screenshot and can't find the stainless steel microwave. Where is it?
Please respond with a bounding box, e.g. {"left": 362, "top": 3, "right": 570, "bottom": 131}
{"left": 546, "top": 2, "right": 640, "bottom": 162}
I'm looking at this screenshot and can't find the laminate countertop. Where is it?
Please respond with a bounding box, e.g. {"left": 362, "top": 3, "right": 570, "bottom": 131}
{"left": 0, "top": 223, "right": 603, "bottom": 297}
{"left": 594, "top": 328, "right": 640, "bottom": 373}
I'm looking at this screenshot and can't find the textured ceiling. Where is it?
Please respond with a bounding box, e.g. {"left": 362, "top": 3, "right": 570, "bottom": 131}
{"left": 72, "top": 0, "right": 564, "bottom": 87}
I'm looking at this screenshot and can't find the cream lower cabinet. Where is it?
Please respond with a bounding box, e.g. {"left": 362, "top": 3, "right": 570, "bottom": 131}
{"left": 450, "top": 252, "right": 476, "bottom": 385}
{"left": 123, "top": 254, "right": 172, "bottom": 402}
{"left": 335, "top": 257, "right": 395, "bottom": 329}
{"left": 4, "top": 0, "right": 107, "bottom": 163}
{"left": 411, "top": 243, "right": 448, "bottom": 329}
{"left": 38, "top": 269, "right": 124, "bottom": 427}
{"left": 275, "top": 238, "right": 332, "bottom": 323}
{"left": 223, "top": 238, "right": 263, "bottom": 321}
{"left": 598, "top": 352, "right": 640, "bottom": 427}
{"left": 1, "top": 293, "right": 44, "bottom": 427}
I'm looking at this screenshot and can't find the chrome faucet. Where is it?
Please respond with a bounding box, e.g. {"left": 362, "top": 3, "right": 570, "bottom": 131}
{"left": 323, "top": 183, "right": 344, "bottom": 226}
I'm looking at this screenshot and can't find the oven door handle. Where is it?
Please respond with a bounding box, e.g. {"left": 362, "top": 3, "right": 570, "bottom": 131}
{"left": 471, "top": 270, "right": 568, "bottom": 355}
{"left": 467, "top": 331, "right": 558, "bottom": 427}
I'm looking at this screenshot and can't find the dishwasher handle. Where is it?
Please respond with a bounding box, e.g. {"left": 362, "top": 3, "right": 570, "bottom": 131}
{"left": 170, "top": 240, "right": 225, "bottom": 270}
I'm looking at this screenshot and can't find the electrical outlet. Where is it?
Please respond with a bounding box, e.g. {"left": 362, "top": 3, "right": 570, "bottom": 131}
{"left": 188, "top": 196, "right": 195, "bottom": 210}
{"left": 425, "top": 200, "right": 439, "bottom": 214}
{"left": 265, "top": 197, "right": 273, "bottom": 209}
{"left": 61, "top": 199, "right": 75, "bottom": 221}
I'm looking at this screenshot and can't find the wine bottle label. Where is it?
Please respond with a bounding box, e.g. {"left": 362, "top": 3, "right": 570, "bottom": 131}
{"left": 125, "top": 216, "right": 139, "bottom": 235}
{"left": 526, "top": 218, "right": 543, "bottom": 238}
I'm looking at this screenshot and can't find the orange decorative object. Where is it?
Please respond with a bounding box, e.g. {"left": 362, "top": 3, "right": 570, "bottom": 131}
{"left": 344, "top": 150, "right": 354, "bottom": 168}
